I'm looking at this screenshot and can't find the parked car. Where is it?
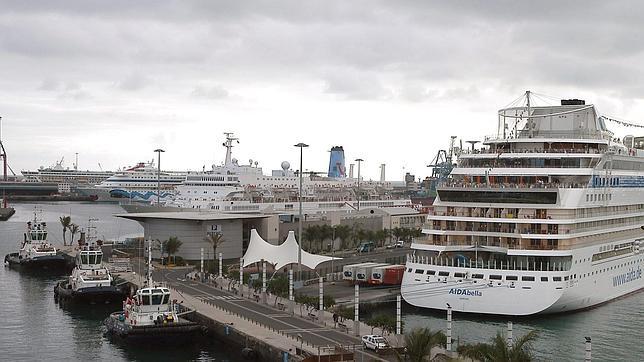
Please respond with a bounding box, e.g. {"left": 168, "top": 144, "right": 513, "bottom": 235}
{"left": 361, "top": 334, "right": 390, "bottom": 351}
{"left": 356, "top": 241, "right": 375, "bottom": 253}
{"left": 386, "top": 240, "right": 404, "bottom": 249}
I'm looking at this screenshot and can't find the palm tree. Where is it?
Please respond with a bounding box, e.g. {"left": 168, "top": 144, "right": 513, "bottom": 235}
{"left": 391, "top": 227, "right": 403, "bottom": 243}
{"left": 457, "top": 330, "right": 539, "bottom": 362}
{"left": 162, "top": 236, "right": 183, "bottom": 265}
{"left": 401, "top": 327, "right": 447, "bottom": 362}
{"left": 302, "top": 225, "right": 320, "bottom": 252}
{"left": 59, "top": 215, "right": 71, "bottom": 246}
{"left": 205, "top": 232, "right": 225, "bottom": 273}
{"left": 330, "top": 224, "right": 350, "bottom": 250}
{"left": 374, "top": 229, "right": 388, "bottom": 248}
{"left": 69, "top": 224, "right": 80, "bottom": 246}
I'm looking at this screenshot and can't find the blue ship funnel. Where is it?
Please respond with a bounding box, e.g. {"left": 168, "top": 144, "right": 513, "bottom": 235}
{"left": 328, "top": 146, "right": 346, "bottom": 178}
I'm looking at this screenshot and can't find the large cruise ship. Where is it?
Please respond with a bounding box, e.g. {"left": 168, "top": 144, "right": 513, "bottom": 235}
{"left": 401, "top": 91, "right": 644, "bottom": 315}
{"left": 161, "top": 133, "right": 411, "bottom": 214}
{"left": 95, "top": 161, "right": 186, "bottom": 202}
{"left": 22, "top": 158, "right": 113, "bottom": 184}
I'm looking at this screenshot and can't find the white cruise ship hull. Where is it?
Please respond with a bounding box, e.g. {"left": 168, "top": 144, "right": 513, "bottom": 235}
{"left": 402, "top": 243, "right": 644, "bottom": 315}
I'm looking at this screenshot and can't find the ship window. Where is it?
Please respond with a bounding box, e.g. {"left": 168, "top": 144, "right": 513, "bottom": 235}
{"left": 407, "top": 268, "right": 412, "bottom": 272}
{"left": 162, "top": 295, "right": 170, "bottom": 304}
{"left": 152, "top": 294, "right": 163, "bottom": 305}
{"left": 81, "top": 254, "right": 88, "bottom": 264}
{"left": 472, "top": 274, "right": 484, "bottom": 279}
{"left": 143, "top": 296, "right": 151, "bottom": 305}
{"left": 89, "top": 254, "right": 96, "bottom": 264}
{"left": 438, "top": 271, "right": 450, "bottom": 277}
{"left": 427, "top": 270, "right": 436, "bottom": 275}
{"left": 415, "top": 269, "right": 424, "bottom": 274}
{"left": 564, "top": 276, "right": 569, "bottom": 281}
{"left": 506, "top": 275, "right": 518, "bottom": 281}
{"left": 522, "top": 276, "right": 535, "bottom": 281}
{"left": 490, "top": 275, "right": 502, "bottom": 280}
{"left": 553, "top": 276, "right": 562, "bottom": 281}
{"left": 454, "top": 272, "right": 465, "bottom": 278}
{"left": 540, "top": 277, "right": 548, "bottom": 282}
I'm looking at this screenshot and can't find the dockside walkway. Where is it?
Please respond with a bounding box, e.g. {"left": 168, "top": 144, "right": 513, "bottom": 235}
{"left": 117, "top": 268, "right": 394, "bottom": 361}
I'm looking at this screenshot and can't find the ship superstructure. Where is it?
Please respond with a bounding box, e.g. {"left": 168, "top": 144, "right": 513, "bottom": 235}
{"left": 171, "top": 133, "right": 410, "bottom": 214}
{"left": 401, "top": 91, "right": 644, "bottom": 315}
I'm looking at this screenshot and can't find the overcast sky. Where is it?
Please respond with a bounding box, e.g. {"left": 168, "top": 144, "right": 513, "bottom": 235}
{"left": 2, "top": 1, "right": 644, "bottom": 180}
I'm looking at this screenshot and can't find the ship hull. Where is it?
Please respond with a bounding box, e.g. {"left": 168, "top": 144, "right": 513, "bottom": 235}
{"left": 55, "top": 282, "right": 126, "bottom": 305}
{"left": 402, "top": 243, "right": 644, "bottom": 316}
{"left": 104, "top": 313, "right": 205, "bottom": 342}
{"left": 4, "top": 253, "right": 68, "bottom": 272}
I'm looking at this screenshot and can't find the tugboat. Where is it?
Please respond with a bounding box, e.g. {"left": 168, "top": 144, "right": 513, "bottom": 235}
{"left": 4, "top": 212, "right": 66, "bottom": 271}
{"left": 54, "top": 243, "right": 125, "bottom": 304}
{"left": 104, "top": 244, "right": 203, "bottom": 341}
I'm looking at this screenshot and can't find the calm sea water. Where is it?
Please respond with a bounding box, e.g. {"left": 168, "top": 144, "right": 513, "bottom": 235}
{"left": 0, "top": 202, "right": 237, "bottom": 362}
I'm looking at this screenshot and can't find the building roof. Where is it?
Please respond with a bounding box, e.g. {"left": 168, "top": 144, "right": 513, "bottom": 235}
{"left": 242, "top": 229, "right": 339, "bottom": 269}
{"left": 114, "top": 212, "right": 270, "bottom": 222}
{"left": 377, "top": 207, "right": 420, "bottom": 216}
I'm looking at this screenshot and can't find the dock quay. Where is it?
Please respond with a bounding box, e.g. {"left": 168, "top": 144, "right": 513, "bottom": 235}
{"left": 116, "top": 266, "right": 399, "bottom": 361}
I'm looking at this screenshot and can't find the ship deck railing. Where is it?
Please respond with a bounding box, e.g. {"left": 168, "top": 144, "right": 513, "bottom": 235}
{"left": 407, "top": 254, "right": 571, "bottom": 272}
{"left": 460, "top": 148, "right": 603, "bottom": 155}
{"left": 437, "top": 181, "right": 585, "bottom": 189}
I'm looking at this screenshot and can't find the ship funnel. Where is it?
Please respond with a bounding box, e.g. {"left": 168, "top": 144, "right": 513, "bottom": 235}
{"left": 328, "top": 146, "right": 346, "bottom": 178}
{"left": 380, "top": 164, "right": 386, "bottom": 182}
{"left": 349, "top": 163, "right": 355, "bottom": 178}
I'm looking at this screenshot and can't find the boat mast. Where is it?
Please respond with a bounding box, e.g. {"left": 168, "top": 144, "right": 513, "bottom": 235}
{"left": 147, "top": 242, "right": 153, "bottom": 287}
{"left": 223, "top": 132, "right": 239, "bottom": 166}
{"left": 526, "top": 90, "right": 533, "bottom": 138}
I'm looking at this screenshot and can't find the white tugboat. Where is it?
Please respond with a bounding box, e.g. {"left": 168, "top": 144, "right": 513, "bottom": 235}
{"left": 4, "top": 211, "right": 67, "bottom": 271}
{"left": 54, "top": 226, "right": 125, "bottom": 304}
{"left": 104, "top": 244, "right": 202, "bottom": 341}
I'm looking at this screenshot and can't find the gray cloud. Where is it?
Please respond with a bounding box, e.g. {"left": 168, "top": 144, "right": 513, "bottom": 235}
{"left": 116, "top": 73, "right": 152, "bottom": 91}
{"left": 2, "top": 1, "right": 644, "bottom": 175}
{"left": 191, "top": 85, "right": 229, "bottom": 99}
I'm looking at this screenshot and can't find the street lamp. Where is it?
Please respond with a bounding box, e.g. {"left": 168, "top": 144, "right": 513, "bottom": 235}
{"left": 294, "top": 142, "right": 309, "bottom": 281}
{"left": 355, "top": 158, "right": 364, "bottom": 211}
{"left": 154, "top": 149, "right": 165, "bottom": 205}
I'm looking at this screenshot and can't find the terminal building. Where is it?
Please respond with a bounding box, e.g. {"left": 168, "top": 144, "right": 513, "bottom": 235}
{"left": 117, "top": 206, "right": 425, "bottom": 262}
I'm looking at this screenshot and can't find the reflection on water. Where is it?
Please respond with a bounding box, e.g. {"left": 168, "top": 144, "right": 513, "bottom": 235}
{"left": 402, "top": 289, "right": 644, "bottom": 361}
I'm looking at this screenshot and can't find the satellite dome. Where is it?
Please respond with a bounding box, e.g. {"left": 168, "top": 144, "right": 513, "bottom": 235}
{"left": 281, "top": 161, "right": 290, "bottom": 170}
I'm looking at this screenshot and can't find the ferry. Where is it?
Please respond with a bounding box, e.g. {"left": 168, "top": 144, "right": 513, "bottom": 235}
{"left": 95, "top": 161, "right": 186, "bottom": 203}
{"left": 104, "top": 245, "right": 202, "bottom": 340}
{"left": 54, "top": 231, "right": 125, "bottom": 304}
{"left": 401, "top": 91, "right": 644, "bottom": 315}
{"left": 4, "top": 212, "right": 67, "bottom": 271}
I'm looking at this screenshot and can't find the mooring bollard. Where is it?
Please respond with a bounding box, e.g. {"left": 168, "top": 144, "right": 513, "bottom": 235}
{"left": 446, "top": 305, "right": 452, "bottom": 353}
{"left": 585, "top": 337, "right": 592, "bottom": 361}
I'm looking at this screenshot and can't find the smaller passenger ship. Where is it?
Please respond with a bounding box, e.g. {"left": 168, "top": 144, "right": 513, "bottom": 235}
{"left": 4, "top": 213, "right": 67, "bottom": 271}
{"left": 104, "top": 245, "right": 202, "bottom": 341}
{"left": 54, "top": 244, "right": 125, "bottom": 304}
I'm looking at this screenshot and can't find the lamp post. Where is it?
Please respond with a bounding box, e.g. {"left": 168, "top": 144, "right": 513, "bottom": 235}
{"left": 355, "top": 158, "right": 363, "bottom": 211}
{"left": 154, "top": 149, "right": 165, "bottom": 205}
{"left": 294, "top": 142, "right": 309, "bottom": 281}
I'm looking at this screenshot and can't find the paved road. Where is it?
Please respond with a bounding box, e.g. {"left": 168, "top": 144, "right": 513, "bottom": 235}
{"left": 155, "top": 267, "right": 396, "bottom": 361}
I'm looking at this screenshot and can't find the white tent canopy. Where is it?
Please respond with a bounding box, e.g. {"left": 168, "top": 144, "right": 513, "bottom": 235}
{"left": 242, "top": 229, "right": 340, "bottom": 269}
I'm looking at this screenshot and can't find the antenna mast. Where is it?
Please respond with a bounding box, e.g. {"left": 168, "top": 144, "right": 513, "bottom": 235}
{"left": 526, "top": 90, "right": 533, "bottom": 138}
{"left": 222, "top": 132, "right": 239, "bottom": 166}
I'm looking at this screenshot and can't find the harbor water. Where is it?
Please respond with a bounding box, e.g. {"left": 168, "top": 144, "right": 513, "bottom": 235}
{"left": 0, "top": 203, "right": 238, "bottom": 362}
{"left": 2, "top": 202, "right": 644, "bottom": 361}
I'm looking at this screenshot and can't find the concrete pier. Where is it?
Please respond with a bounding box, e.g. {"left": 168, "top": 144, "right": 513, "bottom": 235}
{"left": 116, "top": 267, "right": 391, "bottom": 361}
